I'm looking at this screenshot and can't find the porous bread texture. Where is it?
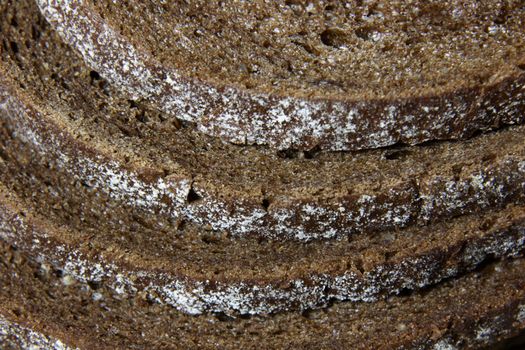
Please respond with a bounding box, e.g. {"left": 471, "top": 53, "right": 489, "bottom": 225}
{"left": 1, "top": 240, "right": 525, "bottom": 349}
{"left": 2, "top": 1, "right": 525, "bottom": 241}
{"left": 36, "top": 0, "right": 525, "bottom": 151}
{"left": 5, "top": 75, "right": 525, "bottom": 243}
{"left": 2, "top": 0, "right": 525, "bottom": 347}
{"left": 88, "top": 0, "right": 525, "bottom": 99}
{"left": 1, "top": 171, "right": 525, "bottom": 315}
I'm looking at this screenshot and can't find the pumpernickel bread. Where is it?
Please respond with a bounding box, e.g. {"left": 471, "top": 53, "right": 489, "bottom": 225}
{"left": 1, "top": 161, "right": 525, "bottom": 315}
{"left": 1, "top": 1, "right": 525, "bottom": 347}
{"left": 1, "top": 0, "right": 525, "bottom": 241}
{"left": 36, "top": 0, "right": 525, "bottom": 151}
{"left": 1, "top": 239, "right": 525, "bottom": 349}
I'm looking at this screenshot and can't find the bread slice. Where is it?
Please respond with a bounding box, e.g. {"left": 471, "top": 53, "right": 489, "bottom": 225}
{"left": 36, "top": 0, "right": 525, "bottom": 151}
{"left": 2, "top": 0, "right": 525, "bottom": 241}
{"left": 2, "top": 164, "right": 525, "bottom": 316}
{"left": 1, "top": 238, "right": 525, "bottom": 349}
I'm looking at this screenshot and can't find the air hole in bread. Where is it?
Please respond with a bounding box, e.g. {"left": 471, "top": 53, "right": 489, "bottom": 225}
{"left": 396, "top": 287, "right": 413, "bottom": 297}
{"left": 301, "top": 309, "right": 313, "bottom": 319}
{"left": 89, "top": 70, "right": 101, "bottom": 81}
{"left": 354, "top": 258, "right": 365, "bottom": 274}
{"left": 135, "top": 111, "right": 148, "bottom": 123}
{"left": 201, "top": 234, "right": 217, "bottom": 244}
{"left": 284, "top": 0, "right": 301, "bottom": 7}
{"left": 214, "top": 312, "right": 235, "bottom": 322}
{"left": 355, "top": 26, "right": 380, "bottom": 42}
{"left": 0, "top": 148, "right": 7, "bottom": 162}
{"left": 384, "top": 251, "right": 397, "bottom": 261}
{"left": 472, "top": 253, "right": 499, "bottom": 273}
{"left": 9, "top": 41, "right": 18, "bottom": 54}
{"left": 80, "top": 181, "right": 93, "bottom": 189}
{"left": 175, "top": 219, "right": 186, "bottom": 231}
{"left": 384, "top": 149, "right": 411, "bottom": 161}
{"left": 88, "top": 280, "right": 102, "bottom": 290}
{"left": 186, "top": 188, "right": 202, "bottom": 204}
{"left": 451, "top": 164, "right": 463, "bottom": 181}
{"left": 128, "top": 99, "right": 139, "bottom": 109}
{"left": 304, "top": 146, "right": 320, "bottom": 159}
{"left": 34, "top": 269, "right": 47, "bottom": 281}
{"left": 277, "top": 149, "right": 311, "bottom": 159}
{"left": 11, "top": 308, "right": 22, "bottom": 317}
{"left": 31, "top": 25, "right": 41, "bottom": 40}
{"left": 320, "top": 28, "right": 346, "bottom": 48}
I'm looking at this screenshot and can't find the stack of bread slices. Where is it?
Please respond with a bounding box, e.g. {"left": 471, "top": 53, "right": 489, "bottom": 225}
{"left": 1, "top": 0, "right": 525, "bottom": 348}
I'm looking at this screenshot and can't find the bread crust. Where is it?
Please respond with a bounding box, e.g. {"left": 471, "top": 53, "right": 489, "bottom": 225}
{"left": 0, "top": 315, "right": 77, "bottom": 350}
{"left": 2, "top": 73, "right": 525, "bottom": 241}
{"left": 36, "top": 0, "right": 525, "bottom": 151}
{"left": 1, "top": 179, "right": 525, "bottom": 315}
{"left": 0, "top": 0, "right": 522, "bottom": 241}
{"left": 1, "top": 237, "right": 525, "bottom": 348}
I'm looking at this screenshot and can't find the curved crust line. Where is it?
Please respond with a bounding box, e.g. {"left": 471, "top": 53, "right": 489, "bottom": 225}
{"left": 0, "top": 315, "right": 78, "bottom": 350}
{"left": 1, "top": 189, "right": 525, "bottom": 315}
{"left": 36, "top": 0, "right": 525, "bottom": 151}
{"left": 2, "top": 75, "right": 525, "bottom": 241}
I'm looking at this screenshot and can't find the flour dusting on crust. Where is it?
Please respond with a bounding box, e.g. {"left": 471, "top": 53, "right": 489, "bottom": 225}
{"left": 35, "top": 0, "right": 525, "bottom": 151}
{"left": 2, "top": 78, "right": 525, "bottom": 241}
{"left": 1, "top": 187, "right": 525, "bottom": 315}
{"left": 0, "top": 315, "right": 78, "bottom": 350}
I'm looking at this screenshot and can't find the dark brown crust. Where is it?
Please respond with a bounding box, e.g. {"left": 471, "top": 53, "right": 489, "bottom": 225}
{"left": 0, "top": 1, "right": 525, "bottom": 344}
{"left": 1, "top": 171, "right": 525, "bottom": 315}
{"left": 2, "top": 72, "right": 525, "bottom": 242}
{"left": 2, "top": 0, "right": 525, "bottom": 241}
{"left": 1, "top": 239, "right": 525, "bottom": 349}
{"left": 35, "top": 0, "right": 525, "bottom": 151}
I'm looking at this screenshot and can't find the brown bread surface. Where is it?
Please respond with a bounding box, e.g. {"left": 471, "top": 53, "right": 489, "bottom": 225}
{"left": 0, "top": 1, "right": 524, "bottom": 347}
{"left": 0, "top": 154, "right": 525, "bottom": 314}
{"left": 1, "top": 0, "right": 525, "bottom": 241}
{"left": 35, "top": 0, "right": 525, "bottom": 151}
{"left": 0, "top": 240, "right": 525, "bottom": 349}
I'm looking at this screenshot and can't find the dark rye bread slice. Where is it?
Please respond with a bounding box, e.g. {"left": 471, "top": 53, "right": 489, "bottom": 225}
{"left": 2, "top": 162, "right": 525, "bottom": 316}
{"left": 36, "top": 0, "right": 525, "bottom": 151}
{"left": 2, "top": 242, "right": 525, "bottom": 350}
{"left": 0, "top": 320, "right": 517, "bottom": 350}
{"left": 2, "top": 1, "right": 525, "bottom": 242}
